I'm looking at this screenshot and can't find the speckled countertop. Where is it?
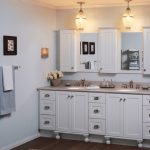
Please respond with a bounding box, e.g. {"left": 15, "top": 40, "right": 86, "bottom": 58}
{"left": 37, "top": 85, "right": 150, "bottom": 95}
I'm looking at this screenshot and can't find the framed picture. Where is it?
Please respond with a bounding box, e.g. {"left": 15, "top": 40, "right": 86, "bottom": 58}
{"left": 89, "top": 42, "right": 95, "bottom": 54}
{"left": 82, "top": 42, "right": 88, "bottom": 54}
{"left": 3, "top": 36, "right": 17, "bottom": 55}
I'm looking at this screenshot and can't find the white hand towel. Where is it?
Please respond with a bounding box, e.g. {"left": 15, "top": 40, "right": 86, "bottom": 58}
{"left": 2, "top": 65, "right": 14, "bottom": 91}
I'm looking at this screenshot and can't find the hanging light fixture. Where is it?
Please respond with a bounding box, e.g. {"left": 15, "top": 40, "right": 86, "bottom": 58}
{"left": 122, "top": 0, "right": 134, "bottom": 29}
{"left": 75, "top": 2, "right": 87, "bottom": 30}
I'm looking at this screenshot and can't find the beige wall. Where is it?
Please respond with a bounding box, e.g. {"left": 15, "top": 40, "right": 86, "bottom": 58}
{"left": 56, "top": 5, "right": 150, "bottom": 32}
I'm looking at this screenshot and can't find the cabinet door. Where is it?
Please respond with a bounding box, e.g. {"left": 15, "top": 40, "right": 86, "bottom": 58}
{"left": 106, "top": 94, "right": 124, "bottom": 137}
{"left": 60, "top": 30, "right": 77, "bottom": 72}
{"left": 71, "top": 92, "right": 88, "bottom": 134}
{"left": 123, "top": 95, "right": 142, "bottom": 139}
{"left": 56, "top": 91, "right": 72, "bottom": 132}
{"left": 98, "top": 29, "right": 119, "bottom": 73}
{"left": 143, "top": 28, "right": 150, "bottom": 74}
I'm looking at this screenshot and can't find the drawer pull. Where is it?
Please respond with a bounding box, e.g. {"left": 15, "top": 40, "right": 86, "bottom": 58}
{"left": 44, "top": 106, "right": 50, "bottom": 110}
{"left": 149, "top": 114, "right": 150, "bottom": 118}
{"left": 94, "top": 109, "right": 99, "bottom": 114}
{"left": 44, "top": 121, "right": 50, "bottom": 125}
{"left": 94, "top": 97, "right": 99, "bottom": 100}
{"left": 149, "top": 100, "right": 150, "bottom": 104}
{"left": 149, "top": 130, "right": 150, "bottom": 134}
{"left": 44, "top": 94, "right": 50, "bottom": 97}
{"left": 94, "top": 125, "right": 99, "bottom": 129}
{"left": 119, "top": 98, "right": 122, "bottom": 102}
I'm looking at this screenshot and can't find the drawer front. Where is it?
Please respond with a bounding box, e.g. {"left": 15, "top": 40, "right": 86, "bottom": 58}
{"left": 143, "top": 95, "right": 150, "bottom": 106}
{"left": 40, "top": 90, "right": 55, "bottom": 101}
{"left": 89, "top": 93, "right": 105, "bottom": 103}
{"left": 143, "top": 123, "right": 150, "bottom": 139}
{"left": 89, "top": 103, "right": 105, "bottom": 119}
{"left": 40, "top": 100, "right": 55, "bottom": 115}
{"left": 143, "top": 106, "right": 150, "bottom": 122}
{"left": 40, "top": 115, "right": 55, "bottom": 130}
{"left": 89, "top": 119, "right": 105, "bottom": 135}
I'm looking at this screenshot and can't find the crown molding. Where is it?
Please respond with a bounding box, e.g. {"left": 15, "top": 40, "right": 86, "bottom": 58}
{"left": 22, "top": 0, "right": 150, "bottom": 10}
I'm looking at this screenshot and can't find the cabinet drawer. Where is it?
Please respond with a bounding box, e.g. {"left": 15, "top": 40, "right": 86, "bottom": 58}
{"left": 143, "top": 123, "right": 150, "bottom": 139}
{"left": 89, "top": 119, "right": 105, "bottom": 135}
{"left": 89, "top": 103, "right": 105, "bottom": 119}
{"left": 89, "top": 93, "right": 105, "bottom": 103}
{"left": 40, "top": 100, "right": 55, "bottom": 115}
{"left": 143, "top": 106, "right": 150, "bottom": 122}
{"left": 40, "top": 115, "right": 55, "bottom": 130}
{"left": 40, "top": 90, "right": 55, "bottom": 100}
{"left": 143, "top": 95, "right": 150, "bottom": 106}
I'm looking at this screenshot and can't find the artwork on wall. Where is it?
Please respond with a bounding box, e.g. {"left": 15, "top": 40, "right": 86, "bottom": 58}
{"left": 82, "top": 42, "right": 88, "bottom": 54}
{"left": 3, "top": 36, "right": 17, "bottom": 55}
{"left": 81, "top": 41, "right": 95, "bottom": 55}
{"left": 89, "top": 42, "right": 95, "bottom": 54}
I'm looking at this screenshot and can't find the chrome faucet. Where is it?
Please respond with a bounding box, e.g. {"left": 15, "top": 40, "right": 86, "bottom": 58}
{"left": 80, "top": 79, "right": 86, "bottom": 87}
{"left": 129, "top": 80, "right": 134, "bottom": 88}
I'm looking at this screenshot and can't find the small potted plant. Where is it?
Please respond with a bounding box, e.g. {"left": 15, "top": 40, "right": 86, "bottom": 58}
{"left": 47, "top": 70, "right": 63, "bottom": 86}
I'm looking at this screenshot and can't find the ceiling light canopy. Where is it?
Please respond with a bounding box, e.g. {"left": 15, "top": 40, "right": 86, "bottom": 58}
{"left": 75, "top": 2, "right": 87, "bottom": 30}
{"left": 122, "top": 0, "right": 134, "bottom": 29}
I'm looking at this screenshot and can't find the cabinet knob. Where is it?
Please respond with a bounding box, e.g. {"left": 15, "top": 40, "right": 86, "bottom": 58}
{"left": 67, "top": 95, "right": 71, "bottom": 98}
{"left": 44, "top": 106, "right": 50, "bottom": 110}
{"left": 144, "top": 69, "right": 146, "bottom": 72}
{"left": 44, "top": 94, "right": 50, "bottom": 97}
{"left": 94, "top": 97, "right": 99, "bottom": 100}
{"left": 44, "top": 121, "right": 50, "bottom": 125}
{"left": 71, "top": 67, "right": 74, "bottom": 70}
{"left": 94, "top": 109, "right": 99, "bottom": 114}
{"left": 149, "top": 114, "right": 150, "bottom": 118}
{"left": 120, "top": 98, "right": 122, "bottom": 102}
{"left": 94, "top": 125, "right": 99, "bottom": 129}
{"left": 123, "top": 98, "right": 126, "bottom": 102}
{"left": 71, "top": 95, "right": 74, "bottom": 98}
{"left": 149, "top": 130, "right": 150, "bottom": 134}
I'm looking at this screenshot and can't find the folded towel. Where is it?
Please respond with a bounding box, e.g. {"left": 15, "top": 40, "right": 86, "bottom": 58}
{"left": 0, "top": 66, "right": 16, "bottom": 115}
{"left": 2, "top": 65, "right": 14, "bottom": 91}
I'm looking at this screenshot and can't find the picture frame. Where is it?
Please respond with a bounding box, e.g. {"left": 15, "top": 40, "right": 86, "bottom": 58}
{"left": 89, "top": 42, "right": 95, "bottom": 54}
{"left": 82, "top": 42, "right": 88, "bottom": 54}
{"left": 3, "top": 36, "right": 17, "bottom": 55}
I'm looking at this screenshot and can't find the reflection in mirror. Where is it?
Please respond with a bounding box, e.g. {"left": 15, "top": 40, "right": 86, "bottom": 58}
{"left": 121, "top": 32, "right": 142, "bottom": 71}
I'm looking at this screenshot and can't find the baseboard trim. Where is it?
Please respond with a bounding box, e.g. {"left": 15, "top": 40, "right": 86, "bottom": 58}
{"left": 1, "top": 133, "right": 40, "bottom": 150}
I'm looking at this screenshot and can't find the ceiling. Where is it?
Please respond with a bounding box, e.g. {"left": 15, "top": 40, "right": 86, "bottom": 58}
{"left": 27, "top": 0, "right": 150, "bottom": 9}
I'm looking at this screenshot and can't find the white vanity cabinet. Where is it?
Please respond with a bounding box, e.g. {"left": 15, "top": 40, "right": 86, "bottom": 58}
{"left": 59, "top": 30, "right": 79, "bottom": 72}
{"left": 39, "top": 90, "right": 56, "bottom": 130}
{"left": 143, "top": 28, "right": 150, "bottom": 74}
{"left": 98, "top": 28, "right": 120, "bottom": 73}
{"left": 143, "top": 95, "right": 150, "bottom": 139}
{"left": 88, "top": 93, "right": 106, "bottom": 135}
{"left": 55, "top": 91, "right": 88, "bottom": 140}
{"left": 106, "top": 94, "right": 142, "bottom": 146}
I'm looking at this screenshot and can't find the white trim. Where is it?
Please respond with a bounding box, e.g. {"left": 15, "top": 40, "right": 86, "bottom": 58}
{"left": 0, "top": 133, "right": 40, "bottom": 150}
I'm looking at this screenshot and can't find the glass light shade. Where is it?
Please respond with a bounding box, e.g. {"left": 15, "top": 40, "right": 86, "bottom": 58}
{"left": 41, "top": 48, "right": 49, "bottom": 58}
{"left": 122, "top": 7, "right": 134, "bottom": 29}
{"left": 75, "top": 10, "right": 87, "bottom": 30}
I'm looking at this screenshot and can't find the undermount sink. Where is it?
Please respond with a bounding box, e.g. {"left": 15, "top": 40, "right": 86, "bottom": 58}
{"left": 67, "top": 85, "right": 100, "bottom": 90}
{"left": 67, "top": 87, "right": 85, "bottom": 90}
{"left": 117, "top": 89, "right": 138, "bottom": 92}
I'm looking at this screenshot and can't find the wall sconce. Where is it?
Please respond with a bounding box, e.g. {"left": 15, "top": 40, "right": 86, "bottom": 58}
{"left": 41, "top": 48, "right": 49, "bottom": 58}
{"left": 75, "top": 2, "right": 87, "bottom": 30}
{"left": 122, "top": 0, "right": 134, "bottom": 29}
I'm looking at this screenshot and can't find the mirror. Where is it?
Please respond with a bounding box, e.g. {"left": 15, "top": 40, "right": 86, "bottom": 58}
{"left": 79, "top": 33, "right": 98, "bottom": 72}
{"left": 121, "top": 32, "right": 143, "bottom": 72}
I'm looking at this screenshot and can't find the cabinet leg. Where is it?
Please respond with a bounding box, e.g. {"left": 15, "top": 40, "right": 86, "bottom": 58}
{"left": 54, "top": 131, "right": 60, "bottom": 140}
{"left": 137, "top": 140, "right": 143, "bottom": 148}
{"left": 105, "top": 136, "right": 111, "bottom": 144}
{"left": 84, "top": 134, "right": 89, "bottom": 142}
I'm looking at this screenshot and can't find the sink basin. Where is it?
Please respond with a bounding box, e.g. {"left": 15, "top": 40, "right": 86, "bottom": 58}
{"left": 67, "top": 87, "right": 85, "bottom": 90}
{"left": 117, "top": 89, "right": 138, "bottom": 92}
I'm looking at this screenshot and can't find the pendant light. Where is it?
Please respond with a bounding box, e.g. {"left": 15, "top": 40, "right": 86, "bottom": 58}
{"left": 122, "top": 0, "right": 134, "bottom": 29}
{"left": 75, "top": 2, "right": 87, "bottom": 30}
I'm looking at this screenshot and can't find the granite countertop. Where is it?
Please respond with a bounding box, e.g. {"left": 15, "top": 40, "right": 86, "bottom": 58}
{"left": 37, "top": 85, "right": 150, "bottom": 95}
